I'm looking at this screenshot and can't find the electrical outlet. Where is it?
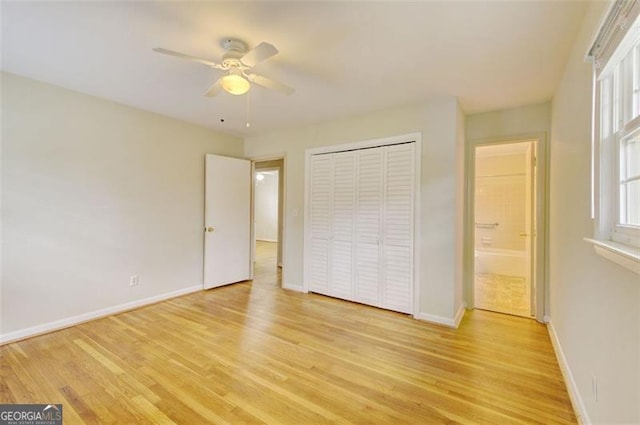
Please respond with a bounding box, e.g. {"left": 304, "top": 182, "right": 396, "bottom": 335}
{"left": 592, "top": 375, "right": 598, "bottom": 402}
{"left": 129, "top": 275, "right": 139, "bottom": 286}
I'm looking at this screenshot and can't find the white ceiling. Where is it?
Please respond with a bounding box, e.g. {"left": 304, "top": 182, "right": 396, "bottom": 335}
{"left": 1, "top": 1, "right": 588, "bottom": 137}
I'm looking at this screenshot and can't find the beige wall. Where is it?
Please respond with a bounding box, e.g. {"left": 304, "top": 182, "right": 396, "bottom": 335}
{"left": 550, "top": 2, "right": 640, "bottom": 424}
{"left": 466, "top": 102, "right": 551, "bottom": 141}
{"left": 245, "top": 97, "right": 465, "bottom": 323}
{"left": 1, "top": 72, "right": 243, "bottom": 337}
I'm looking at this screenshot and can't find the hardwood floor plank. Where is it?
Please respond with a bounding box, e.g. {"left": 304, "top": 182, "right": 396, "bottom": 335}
{"left": 131, "top": 395, "right": 177, "bottom": 425}
{"left": 0, "top": 241, "right": 576, "bottom": 424}
{"left": 73, "top": 338, "right": 125, "bottom": 375}
{"left": 142, "top": 366, "right": 235, "bottom": 425}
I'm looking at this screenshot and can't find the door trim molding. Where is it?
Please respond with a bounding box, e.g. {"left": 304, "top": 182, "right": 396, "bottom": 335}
{"left": 303, "top": 132, "right": 422, "bottom": 317}
{"left": 464, "top": 132, "right": 548, "bottom": 321}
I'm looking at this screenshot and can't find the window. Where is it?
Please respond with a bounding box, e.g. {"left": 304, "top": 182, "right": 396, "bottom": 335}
{"left": 594, "top": 22, "right": 640, "bottom": 248}
{"left": 589, "top": 0, "right": 640, "bottom": 272}
{"left": 619, "top": 129, "right": 640, "bottom": 227}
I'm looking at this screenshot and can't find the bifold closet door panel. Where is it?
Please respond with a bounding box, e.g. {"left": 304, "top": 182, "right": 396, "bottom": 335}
{"left": 329, "top": 151, "right": 357, "bottom": 300}
{"left": 382, "top": 143, "right": 415, "bottom": 314}
{"left": 309, "top": 154, "right": 332, "bottom": 294}
{"left": 307, "top": 142, "right": 415, "bottom": 314}
{"left": 383, "top": 245, "right": 413, "bottom": 313}
{"left": 355, "top": 148, "right": 384, "bottom": 307}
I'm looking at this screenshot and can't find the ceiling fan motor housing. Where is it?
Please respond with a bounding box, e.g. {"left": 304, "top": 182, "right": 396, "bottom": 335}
{"left": 221, "top": 38, "right": 248, "bottom": 65}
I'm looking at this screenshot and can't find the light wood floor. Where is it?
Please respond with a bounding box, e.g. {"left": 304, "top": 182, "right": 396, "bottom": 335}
{"left": 1, "top": 242, "right": 576, "bottom": 424}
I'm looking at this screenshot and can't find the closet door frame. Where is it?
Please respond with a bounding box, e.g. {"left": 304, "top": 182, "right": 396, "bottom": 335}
{"left": 303, "top": 132, "right": 422, "bottom": 316}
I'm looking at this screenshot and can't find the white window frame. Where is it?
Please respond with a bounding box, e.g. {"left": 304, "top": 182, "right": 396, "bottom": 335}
{"left": 616, "top": 124, "right": 640, "bottom": 241}
{"left": 588, "top": 0, "right": 640, "bottom": 274}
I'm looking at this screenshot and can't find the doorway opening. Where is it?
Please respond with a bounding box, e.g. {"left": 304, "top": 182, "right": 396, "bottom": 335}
{"left": 253, "top": 159, "right": 284, "bottom": 284}
{"left": 472, "top": 140, "right": 537, "bottom": 318}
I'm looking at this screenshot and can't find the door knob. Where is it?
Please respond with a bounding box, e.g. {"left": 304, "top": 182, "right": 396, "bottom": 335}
{"left": 205, "top": 226, "right": 215, "bottom": 233}
{"left": 519, "top": 232, "right": 528, "bottom": 237}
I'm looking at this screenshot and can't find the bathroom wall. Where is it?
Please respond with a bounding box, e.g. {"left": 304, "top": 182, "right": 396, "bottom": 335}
{"left": 475, "top": 151, "right": 527, "bottom": 251}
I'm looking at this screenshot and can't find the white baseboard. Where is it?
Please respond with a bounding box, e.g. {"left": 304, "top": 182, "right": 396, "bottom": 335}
{"left": 282, "top": 282, "right": 306, "bottom": 293}
{"left": 0, "top": 285, "right": 202, "bottom": 345}
{"left": 415, "top": 305, "right": 466, "bottom": 329}
{"left": 454, "top": 304, "right": 466, "bottom": 327}
{"left": 547, "top": 320, "right": 590, "bottom": 425}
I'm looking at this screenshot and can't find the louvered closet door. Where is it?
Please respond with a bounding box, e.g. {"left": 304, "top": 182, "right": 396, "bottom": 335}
{"left": 329, "top": 151, "right": 356, "bottom": 300}
{"left": 382, "top": 143, "right": 415, "bottom": 314}
{"left": 355, "top": 148, "right": 383, "bottom": 307}
{"left": 309, "top": 155, "right": 332, "bottom": 294}
{"left": 307, "top": 142, "right": 415, "bottom": 315}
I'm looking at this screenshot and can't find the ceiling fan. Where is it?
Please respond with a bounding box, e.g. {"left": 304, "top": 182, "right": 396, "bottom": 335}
{"left": 153, "top": 39, "right": 294, "bottom": 97}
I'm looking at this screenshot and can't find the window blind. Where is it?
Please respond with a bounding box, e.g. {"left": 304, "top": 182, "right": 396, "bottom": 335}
{"left": 589, "top": 0, "right": 640, "bottom": 77}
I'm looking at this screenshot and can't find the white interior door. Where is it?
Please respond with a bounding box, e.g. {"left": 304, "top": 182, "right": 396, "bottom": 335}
{"left": 525, "top": 142, "right": 537, "bottom": 316}
{"left": 204, "top": 154, "right": 251, "bottom": 289}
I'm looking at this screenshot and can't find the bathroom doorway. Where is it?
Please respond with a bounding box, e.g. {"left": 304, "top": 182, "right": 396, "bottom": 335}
{"left": 472, "top": 140, "right": 538, "bottom": 318}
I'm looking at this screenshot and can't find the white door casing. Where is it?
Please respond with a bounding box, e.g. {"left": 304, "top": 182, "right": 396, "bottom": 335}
{"left": 204, "top": 154, "right": 251, "bottom": 289}
{"left": 465, "top": 134, "right": 547, "bottom": 322}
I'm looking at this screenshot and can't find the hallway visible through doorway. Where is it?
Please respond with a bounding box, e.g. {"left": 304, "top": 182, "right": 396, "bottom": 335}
{"left": 254, "top": 240, "right": 280, "bottom": 287}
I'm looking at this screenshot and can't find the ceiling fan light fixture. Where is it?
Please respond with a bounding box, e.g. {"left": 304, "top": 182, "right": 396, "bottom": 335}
{"left": 153, "top": 38, "right": 294, "bottom": 97}
{"left": 221, "top": 73, "right": 250, "bottom": 95}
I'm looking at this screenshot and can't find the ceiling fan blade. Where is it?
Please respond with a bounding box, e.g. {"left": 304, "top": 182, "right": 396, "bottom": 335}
{"left": 248, "top": 74, "right": 295, "bottom": 96}
{"left": 240, "top": 42, "right": 278, "bottom": 67}
{"left": 153, "top": 48, "right": 223, "bottom": 69}
{"left": 204, "top": 79, "right": 223, "bottom": 97}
